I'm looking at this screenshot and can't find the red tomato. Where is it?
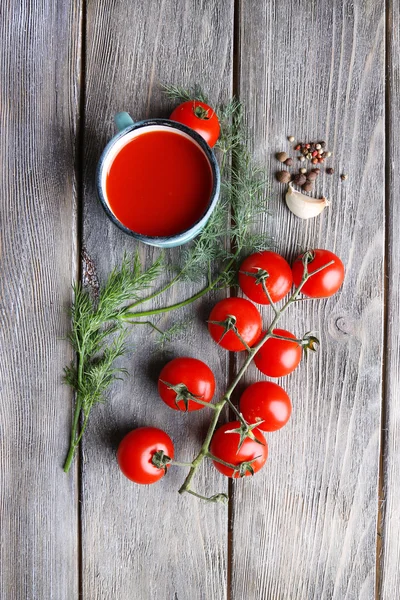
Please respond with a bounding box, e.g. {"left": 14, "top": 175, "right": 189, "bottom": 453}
{"left": 238, "top": 251, "right": 293, "bottom": 305}
{"left": 158, "top": 357, "right": 215, "bottom": 411}
{"left": 239, "top": 381, "right": 292, "bottom": 432}
{"left": 292, "top": 249, "right": 345, "bottom": 298}
{"left": 117, "top": 427, "right": 174, "bottom": 484}
{"left": 254, "top": 329, "right": 302, "bottom": 377}
{"left": 169, "top": 100, "right": 220, "bottom": 147}
{"left": 210, "top": 421, "right": 268, "bottom": 478}
{"left": 208, "top": 297, "right": 262, "bottom": 351}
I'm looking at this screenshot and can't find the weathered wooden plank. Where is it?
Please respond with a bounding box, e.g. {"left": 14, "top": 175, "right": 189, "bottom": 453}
{"left": 81, "top": 1, "right": 233, "bottom": 598}
{"left": 232, "top": 1, "right": 385, "bottom": 598}
{"left": 380, "top": 0, "right": 400, "bottom": 597}
{"left": 0, "top": 1, "right": 81, "bottom": 598}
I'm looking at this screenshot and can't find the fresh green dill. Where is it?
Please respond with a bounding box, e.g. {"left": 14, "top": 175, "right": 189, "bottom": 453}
{"left": 63, "top": 253, "right": 163, "bottom": 472}
{"left": 161, "top": 83, "right": 209, "bottom": 104}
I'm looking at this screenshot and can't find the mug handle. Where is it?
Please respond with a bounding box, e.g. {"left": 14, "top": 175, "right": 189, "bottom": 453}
{"left": 114, "top": 112, "right": 134, "bottom": 131}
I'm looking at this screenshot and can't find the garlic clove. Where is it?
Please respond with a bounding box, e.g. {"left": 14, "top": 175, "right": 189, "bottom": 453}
{"left": 285, "top": 183, "right": 330, "bottom": 219}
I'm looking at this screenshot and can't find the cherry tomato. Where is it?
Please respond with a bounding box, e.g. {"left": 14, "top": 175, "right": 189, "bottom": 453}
{"left": 158, "top": 357, "right": 215, "bottom": 411}
{"left": 117, "top": 427, "right": 174, "bottom": 484}
{"left": 254, "top": 328, "right": 302, "bottom": 377}
{"left": 169, "top": 100, "right": 220, "bottom": 147}
{"left": 210, "top": 421, "right": 268, "bottom": 478}
{"left": 238, "top": 251, "right": 293, "bottom": 305}
{"left": 239, "top": 381, "right": 292, "bottom": 432}
{"left": 208, "top": 297, "right": 262, "bottom": 351}
{"left": 292, "top": 249, "right": 345, "bottom": 298}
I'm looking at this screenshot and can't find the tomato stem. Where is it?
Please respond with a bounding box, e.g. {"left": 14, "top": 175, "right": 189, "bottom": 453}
{"left": 177, "top": 258, "right": 335, "bottom": 502}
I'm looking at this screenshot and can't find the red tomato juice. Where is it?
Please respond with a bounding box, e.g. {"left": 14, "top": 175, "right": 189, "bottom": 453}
{"left": 105, "top": 129, "right": 213, "bottom": 237}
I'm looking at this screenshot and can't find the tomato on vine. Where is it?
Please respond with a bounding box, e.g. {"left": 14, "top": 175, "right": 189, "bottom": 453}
{"left": 292, "top": 249, "right": 345, "bottom": 298}
{"left": 158, "top": 357, "right": 215, "bottom": 411}
{"left": 238, "top": 251, "right": 293, "bottom": 305}
{"left": 169, "top": 100, "right": 220, "bottom": 147}
{"left": 208, "top": 297, "right": 262, "bottom": 351}
{"left": 254, "top": 329, "right": 302, "bottom": 377}
{"left": 239, "top": 381, "right": 292, "bottom": 432}
{"left": 117, "top": 427, "right": 174, "bottom": 484}
{"left": 210, "top": 421, "right": 268, "bottom": 478}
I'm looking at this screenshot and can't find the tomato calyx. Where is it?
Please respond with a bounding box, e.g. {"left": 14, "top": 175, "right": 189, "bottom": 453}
{"left": 160, "top": 379, "right": 205, "bottom": 411}
{"left": 207, "top": 314, "right": 251, "bottom": 350}
{"left": 209, "top": 450, "right": 263, "bottom": 478}
{"left": 151, "top": 449, "right": 172, "bottom": 473}
{"left": 240, "top": 267, "right": 269, "bottom": 286}
{"left": 224, "top": 420, "right": 265, "bottom": 451}
{"left": 302, "top": 249, "right": 316, "bottom": 268}
{"left": 239, "top": 267, "right": 273, "bottom": 302}
{"left": 234, "top": 456, "right": 263, "bottom": 478}
{"left": 301, "top": 331, "right": 320, "bottom": 355}
{"left": 193, "top": 104, "right": 211, "bottom": 120}
{"left": 209, "top": 493, "right": 229, "bottom": 504}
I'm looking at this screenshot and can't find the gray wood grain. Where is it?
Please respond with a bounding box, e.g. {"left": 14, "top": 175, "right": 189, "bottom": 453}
{"left": 231, "top": 1, "right": 385, "bottom": 599}
{"left": 380, "top": 0, "right": 400, "bottom": 597}
{"left": 81, "top": 1, "right": 233, "bottom": 598}
{"left": 0, "top": 1, "right": 81, "bottom": 598}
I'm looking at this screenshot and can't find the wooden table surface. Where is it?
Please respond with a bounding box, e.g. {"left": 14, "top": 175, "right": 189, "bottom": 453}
{"left": 1, "top": 1, "right": 398, "bottom": 598}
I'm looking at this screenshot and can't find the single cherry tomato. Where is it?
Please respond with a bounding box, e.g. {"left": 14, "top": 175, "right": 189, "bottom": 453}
{"left": 238, "top": 251, "right": 293, "bottom": 305}
{"left": 208, "top": 297, "right": 262, "bottom": 351}
{"left": 254, "top": 328, "right": 302, "bottom": 377}
{"left": 169, "top": 100, "right": 220, "bottom": 147}
{"left": 292, "top": 249, "right": 345, "bottom": 298}
{"left": 117, "top": 427, "right": 174, "bottom": 484}
{"left": 158, "top": 357, "right": 215, "bottom": 412}
{"left": 210, "top": 421, "right": 268, "bottom": 478}
{"left": 239, "top": 381, "right": 292, "bottom": 432}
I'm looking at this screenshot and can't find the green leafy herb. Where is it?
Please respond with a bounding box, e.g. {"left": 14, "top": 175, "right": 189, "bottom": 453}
{"left": 63, "top": 253, "right": 163, "bottom": 472}
{"left": 161, "top": 83, "right": 209, "bottom": 104}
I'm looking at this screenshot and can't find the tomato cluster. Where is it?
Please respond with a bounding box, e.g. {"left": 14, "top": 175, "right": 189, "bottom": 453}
{"left": 117, "top": 248, "right": 344, "bottom": 487}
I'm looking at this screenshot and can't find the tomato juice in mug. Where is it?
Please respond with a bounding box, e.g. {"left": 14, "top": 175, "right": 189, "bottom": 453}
{"left": 96, "top": 113, "right": 220, "bottom": 248}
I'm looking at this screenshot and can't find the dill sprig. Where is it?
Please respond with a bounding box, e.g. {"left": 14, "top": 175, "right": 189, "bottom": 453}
{"left": 63, "top": 253, "right": 163, "bottom": 472}
{"left": 161, "top": 83, "right": 209, "bottom": 104}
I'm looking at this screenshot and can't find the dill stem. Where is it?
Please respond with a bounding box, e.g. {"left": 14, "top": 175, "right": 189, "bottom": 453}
{"left": 123, "top": 270, "right": 184, "bottom": 311}
{"left": 120, "top": 256, "right": 237, "bottom": 321}
{"left": 63, "top": 349, "right": 85, "bottom": 473}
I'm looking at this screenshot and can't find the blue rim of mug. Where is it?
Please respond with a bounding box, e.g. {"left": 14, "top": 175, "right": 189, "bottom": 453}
{"left": 96, "top": 118, "right": 221, "bottom": 246}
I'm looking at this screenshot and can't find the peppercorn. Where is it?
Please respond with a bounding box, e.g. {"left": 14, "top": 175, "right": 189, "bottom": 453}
{"left": 307, "top": 153, "right": 312, "bottom": 160}
{"left": 306, "top": 171, "right": 317, "bottom": 181}
{"left": 284, "top": 157, "right": 293, "bottom": 166}
{"left": 300, "top": 167, "right": 307, "bottom": 174}
{"left": 315, "top": 143, "right": 321, "bottom": 150}
{"left": 340, "top": 173, "right": 348, "bottom": 181}
{"left": 276, "top": 152, "right": 288, "bottom": 163}
{"left": 326, "top": 167, "right": 334, "bottom": 175}
{"left": 294, "top": 144, "right": 301, "bottom": 151}
{"left": 299, "top": 156, "right": 306, "bottom": 162}
{"left": 276, "top": 170, "right": 292, "bottom": 183}
{"left": 312, "top": 158, "right": 319, "bottom": 165}
{"left": 288, "top": 136, "right": 295, "bottom": 142}
{"left": 302, "top": 182, "right": 313, "bottom": 192}
{"left": 293, "top": 173, "right": 307, "bottom": 186}
{"left": 326, "top": 151, "right": 332, "bottom": 157}
{"left": 312, "top": 150, "right": 318, "bottom": 157}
